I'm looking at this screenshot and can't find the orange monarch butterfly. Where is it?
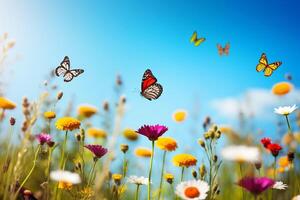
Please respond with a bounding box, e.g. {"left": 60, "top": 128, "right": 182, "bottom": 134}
{"left": 55, "top": 56, "right": 84, "bottom": 82}
{"left": 256, "top": 53, "right": 282, "bottom": 77}
{"left": 190, "top": 31, "right": 205, "bottom": 46}
{"left": 141, "top": 69, "right": 163, "bottom": 101}
{"left": 217, "top": 43, "right": 230, "bottom": 55}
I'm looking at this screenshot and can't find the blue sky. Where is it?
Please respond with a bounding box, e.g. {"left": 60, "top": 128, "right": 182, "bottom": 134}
{"left": 1, "top": 0, "right": 300, "bottom": 191}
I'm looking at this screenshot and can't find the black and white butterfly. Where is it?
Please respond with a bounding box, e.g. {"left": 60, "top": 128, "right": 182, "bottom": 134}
{"left": 55, "top": 56, "right": 84, "bottom": 82}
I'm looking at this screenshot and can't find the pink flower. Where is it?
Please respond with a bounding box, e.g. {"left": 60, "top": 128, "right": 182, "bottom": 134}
{"left": 84, "top": 144, "right": 108, "bottom": 159}
{"left": 136, "top": 124, "right": 168, "bottom": 141}
{"left": 238, "top": 177, "right": 275, "bottom": 196}
{"left": 36, "top": 133, "right": 52, "bottom": 145}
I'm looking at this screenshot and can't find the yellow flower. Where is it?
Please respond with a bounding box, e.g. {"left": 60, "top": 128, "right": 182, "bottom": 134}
{"left": 278, "top": 156, "right": 289, "bottom": 168}
{"left": 77, "top": 105, "right": 98, "bottom": 118}
{"left": 123, "top": 128, "right": 138, "bottom": 141}
{"left": 164, "top": 173, "right": 174, "bottom": 184}
{"left": 135, "top": 147, "right": 152, "bottom": 158}
{"left": 87, "top": 127, "right": 107, "bottom": 139}
{"left": 277, "top": 167, "right": 285, "bottom": 174}
{"left": 112, "top": 173, "right": 123, "bottom": 181}
{"left": 0, "top": 97, "right": 16, "bottom": 110}
{"left": 156, "top": 137, "right": 178, "bottom": 151}
{"left": 172, "top": 109, "right": 187, "bottom": 122}
{"left": 44, "top": 111, "right": 56, "bottom": 119}
{"left": 272, "top": 82, "right": 293, "bottom": 96}
{"left": 58, "top": 181, "right": 72, "bottom": 190}
{"left": 80, "top": 187, "right": 94, "bottom": 198}
{"left": 56, "top": 117, "right": 81, "bottom": 131}
{"left": 173, "top": 154, "right": 197, "bottom": 167}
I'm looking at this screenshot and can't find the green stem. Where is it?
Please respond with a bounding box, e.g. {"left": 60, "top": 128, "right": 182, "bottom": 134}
{"left": 87, "top": 159, "right": 98, "bottom": 187}
{"left": 123, "top": 153, "right": 127, "bottom": 178}
{"left": 285, "top": 115, "right": 292, "bottom": 133}
{"left": 239, "top": 163, "right": 244, "bottom": 200}
{"left": 13, "top": 145, "right": 41, "bottom": 200}
{"left": 148, "top": 141, "right": 155, "bottom": 200}
{"left": 180, "top": 167, "right": 185, "bottom": 182}
{"left": 274, "top": 156, "right": 277, "bottom": 180}
{"left": 158, "top": 151, "right": 167, "bottom": 200}
{"left": 60, "top": 131, "right": 68, "bottom": 169}
{"left": 46, "top": 147, "right": 53, "bottom": 200}
{"left": 135, "top": 184, "right": 140, "bottom": 200}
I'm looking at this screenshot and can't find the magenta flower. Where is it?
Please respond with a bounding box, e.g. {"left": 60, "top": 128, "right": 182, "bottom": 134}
{"left": 84, "top": 144, "right": 108, "bottom": 159}
{"left": 136, "top": 124, "right": 168, "bottom": 141}
{"left": 238, "top": 177, "right": 275, "bottom": 196}
{"left": 36, "top": 133, "right": 52, "bottom": 145}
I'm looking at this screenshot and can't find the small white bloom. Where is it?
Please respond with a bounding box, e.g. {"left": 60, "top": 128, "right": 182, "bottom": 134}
{"left": 176, "top": 180, "right": 209, "bottom": 200}
{"left": 221, "top": 145, "right": 261, "bottom": 163}
{"left": 273, "top": 181, "right": 288, "bottom": 190}
{"left": 50, "top": 170, "right": 81, "bottom": 184}
{"left": 127, "top": 175, "right": 149, "bottom": 185}
{"left": 274, "top": 105, "right": 297, "bottom": 115}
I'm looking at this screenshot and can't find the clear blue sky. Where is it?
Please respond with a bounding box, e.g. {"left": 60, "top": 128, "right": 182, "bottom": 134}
{"left": 1, "top": 0, "right": 300, "bottom": 188}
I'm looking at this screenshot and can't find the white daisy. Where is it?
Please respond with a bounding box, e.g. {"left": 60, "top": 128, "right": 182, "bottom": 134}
{"left": 127, "top": 175, "right": 149, "bottom": 185}
{"left": 50, "top": 170, "right": 81, "bottom": 184}
{"left": 273, "top": 181, "right": 288, "bottom": 190}
{"left": 176, "top": 180, "right": 209, "bottom": 200}
{"left": 274, "top": 105, "right": 298, "bottom": 115}
{"left": 221, "top": 145, "right": 260, "bottom": 163}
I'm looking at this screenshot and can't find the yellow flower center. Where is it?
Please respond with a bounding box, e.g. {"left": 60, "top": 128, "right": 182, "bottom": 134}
{"left": 58, "top": 181, "right": 73, "bottom": 190}
{"left": 184, "top": 186, "right": 200, "bottom": 198}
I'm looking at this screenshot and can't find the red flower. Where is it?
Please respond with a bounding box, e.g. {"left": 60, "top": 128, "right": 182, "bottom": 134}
{"left": 267, "top": 143, "right": 282, "bottom": 157}
{"left": 261, "top": 138, "right": 271, "bottom": 148}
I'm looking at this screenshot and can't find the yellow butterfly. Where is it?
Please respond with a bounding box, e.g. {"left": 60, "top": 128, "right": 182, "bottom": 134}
{"left": 256, "top": 53, "right": 282, "bottom": 77}
{"left": 190, "top": 31, "right": 205, "bottom": 46}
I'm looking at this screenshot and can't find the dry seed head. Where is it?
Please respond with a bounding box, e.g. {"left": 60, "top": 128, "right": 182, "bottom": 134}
{"left": 57, "top": 91, "right": 63, "bottom": 100}
{"left": 198, "top": 139, "right": 205, "bottom": 148}
{"left": 120, "top": 144, "right": 129, "bottom": 154}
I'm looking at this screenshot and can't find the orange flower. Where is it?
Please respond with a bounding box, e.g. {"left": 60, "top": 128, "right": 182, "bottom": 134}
{"left": 156, "top": 137, "right": 178, "bottom": 151}
{"left": 77, "top": 105, "right": 98, "bottom": 118}
{"left": 135, "top": 147, "right": 152, "bottom": 158}
{"left": 87, "top": 127, "right": 107, "bottom": 139}
{"left": 0, "top": 97, "right": 16, "bottom": 110}
{"left": 123, "top": 128, "right": 138, "bottom": 141}
{"left": 44, "top": 111, "right": 56, "bottom": 119}
{"left": 55, "top": 117, "right": 81, "bottom": 131}
{"left": 173, "top": 154, "right": 197, "bottom": 167}
{"left": 272, "top": 82, "right": 293, "bottom": 96}
{"left": 278, "top": 156, "right": 289, "bottom": 168}
{"left": 172, "top": 109, "right": 187, "bottom": 122}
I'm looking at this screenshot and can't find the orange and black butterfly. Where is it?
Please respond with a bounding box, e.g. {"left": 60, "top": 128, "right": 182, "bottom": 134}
{"left": 217, "top": 43, "right": 230, "bottom": 56}
{"left": 141, "top": 69, "right": 163, "bottom": 101}
{"left": 256, "top": 53, "right": 282, "bottom": 77}
{"left": 55, "top": 56, "right": 84, "bottom": 82}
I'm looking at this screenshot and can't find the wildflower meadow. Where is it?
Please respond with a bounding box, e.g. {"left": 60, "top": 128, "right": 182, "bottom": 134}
{"left": 1, "top": 1, "right": 300, "bottom": 200}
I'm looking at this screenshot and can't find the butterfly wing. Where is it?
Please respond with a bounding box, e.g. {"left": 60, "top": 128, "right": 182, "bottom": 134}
{"left": 194, "top": 38, "right": 205, "bottom": 46}
{"left": 142, "top": 83, "right": 163, "bottom": 101}
{"left": 63, "top": 72, "right": 74, "bottom": 82}
{"left": 256, "top": 53, "right": 268, "bottom": 72}
{"left": 217, "top": 44, "right": 223, "bottom": 55}
{"left": 224, "top": 43, "right": 230, "bottom": 55}
{"left": 55, "top": 56, "right": 70, "bottom": 77}
{"left": 190, "top": 31, "right": 197, "bottom": 43}
{"left": 70, "top": 69, "right": 84, "bottom": 77}
{"left": 264, "top": 62, "right": 281, "bottom": 77}
{"left": 141, "top": 69, "right": 157, "bottom": 92}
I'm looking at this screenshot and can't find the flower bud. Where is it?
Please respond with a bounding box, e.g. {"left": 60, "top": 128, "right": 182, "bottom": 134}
{"left": 199, "top": 164, "right": 206, "bottom": 179}
{"left": 287, "top": 152, "right": 295, "bottom": 163}
{"left": 10, "top": 117, "right": 16, "bottom": 126}
{"left": 254, "top": 162, "right": 262, "bottom": 170}
{"left": 47, "top": 141, "right": 55, "bottom": 148}
{"left": 103, "top": 101, "right": 109, "bottom": 112}
{"left": 198, "top": 139, "right": 205, "bottom": 148}
{"left": 57, "top": 91, "right": 63, "bottom": 100}
{"left": 120, "top": 144, "right": 129, "bottom": 154}
{"left": 192, "top": 169, "right": 197, "bottom": 179}
{"left": 76, "top": 133, "right": 81, "bottom": 142}
{"left": 213, "top": 155, "right": 218, "bottom": 163}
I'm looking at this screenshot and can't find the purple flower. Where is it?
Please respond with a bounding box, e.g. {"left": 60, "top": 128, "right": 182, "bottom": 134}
{"left": 238, "top": 177, "right": 275, "bottom": 195}
{"left": 36, "top": 133, "right": 52, "bottom": 145}
{"left": 136, "top": 124, "right": 168, "bottom": 141}
{"left": 84, "top": 144, "right": 108, "bottom": 159}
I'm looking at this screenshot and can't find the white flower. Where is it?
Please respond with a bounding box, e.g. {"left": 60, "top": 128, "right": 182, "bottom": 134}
{"left": 273, "top": 181, "right": 288, "bottom": 190}
{"left": 127, "top": 175, "right": 149, "bottom": 185}
{"left": 176, "top": 180, "right": 209, "bottom": 200}
{"left": 274, "top": 105, "right": 297, "bottom": 115}
{"left": 221, "top": 145, "right": 260, "bottom": 163}
{"left": 292, "top": 195, "right": 300, "bottom": 200}
{"left": 50, "top": 170, "right": 81, "bottom": 184}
